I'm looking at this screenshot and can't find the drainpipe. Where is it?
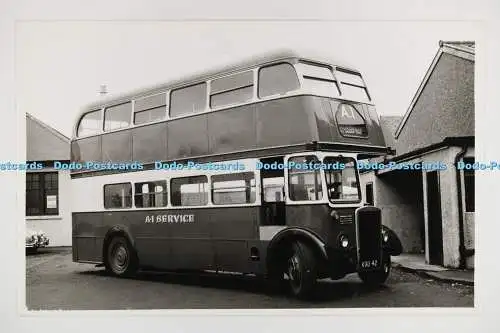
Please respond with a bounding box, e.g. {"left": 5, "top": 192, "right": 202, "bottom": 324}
{"left": 454, "top": 145, "right": 473, "bottom": 269}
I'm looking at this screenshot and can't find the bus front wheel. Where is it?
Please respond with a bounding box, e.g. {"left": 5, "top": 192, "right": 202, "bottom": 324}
{"left": 104, "top": 235, "right": 138, "bottom": 277}
{"left": 286, "top": 241, "right": 318, "bottom": 299}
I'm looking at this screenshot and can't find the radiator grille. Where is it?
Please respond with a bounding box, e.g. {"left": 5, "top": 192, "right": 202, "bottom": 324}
{"left": 356, "top": 207, "right": 382, "bottom": 270}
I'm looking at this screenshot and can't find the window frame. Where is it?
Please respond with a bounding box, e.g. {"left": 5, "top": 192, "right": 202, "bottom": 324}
{"left": 287, "top": 155, "right": 324, "bottom": 202}
{"left": 211, "top": 172, "right": 257, "bottom": 206}
{"left": 257, "top": 62, "right": 301, "bottom": 99}
{"left": 323, "top": 156, "right": 362, "bottom": 204}
{"left": 25, "top": 172, "right": 59, "bottom": 216}
{"left": 334, "top": 68, "right": 372, "bottom": 102}
{"left": 170, "top": 175, "right": 209, "bottom": 207}
{"left": 169, "top": 82, "right": 208, "bottom": 118}
{"left": 133, "top": 180, "right": 168, "bottom": 208}
{"left": 103, "top": 182, "right": 133, "bottom": 209}
{"left": 209, "top": 70, "right": 255, "bottom": 109}
{"left": 103, "top": 101, "right": 133, "bottom": 132}
{"left": 133, "top": 92, "right": 168, "bottom": 126}
{"left": 77, "top": 109, "right": 102, "bottom": 137}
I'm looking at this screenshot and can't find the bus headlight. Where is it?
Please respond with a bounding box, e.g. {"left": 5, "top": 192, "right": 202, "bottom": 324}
{"left": 330, "top": 210, "right": 339, "bottom": 221}
{"left": 382, "top": 229, "right": 389, "bottom": 243}
{"left": 339, "top": 235, "right": 349, "bottom": 248}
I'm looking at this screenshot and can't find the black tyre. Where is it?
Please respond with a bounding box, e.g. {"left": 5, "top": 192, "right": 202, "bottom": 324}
{"left": 358, "top": 253, "right": 391, "bottom": 286}
{"left": 286, "top": 241, "right": 318, "bottom": 299}
{"left": 104, "top": 235, "right": 138, "bottom": 277}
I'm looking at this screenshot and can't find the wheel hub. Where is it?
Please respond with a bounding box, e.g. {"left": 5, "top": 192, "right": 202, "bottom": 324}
{"left": 112, "top": 245, "right": 128, "bottom": 270}
{"left": 288, "top": 255, "right": 301, "bottom": 284}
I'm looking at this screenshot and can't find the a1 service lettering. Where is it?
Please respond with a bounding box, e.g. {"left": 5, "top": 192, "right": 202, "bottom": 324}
{"left": 145, "top": 214, "right": 195, "bottom": 224}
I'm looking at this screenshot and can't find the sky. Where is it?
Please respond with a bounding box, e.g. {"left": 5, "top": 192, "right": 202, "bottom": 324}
{"left": 16, "top": 21, "right": 481, "bottom": 138}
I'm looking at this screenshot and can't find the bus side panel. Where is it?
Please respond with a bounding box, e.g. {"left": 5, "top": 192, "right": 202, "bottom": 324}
{"left": 119, "top": 210, "right": 172, "bottom": 269}
{"left": 256, "top": 96, "right": 315, "bottom": 147}
{"left": 285, "top": 204, "right": 357, "bottom": 246}
{"left": 209, "top": 207, "right": 259, "bottom": 273}
{"left": 166, "top": 208, "right": 214, "bottom": 271}
{"left": 72, "top": 212, "right": 103, "bottom": 263}
{"left": 207, "top": 104, "right": 257, "bottom": 154}
{"left": 167, "top": 115, "right": 209, "bottom": 160}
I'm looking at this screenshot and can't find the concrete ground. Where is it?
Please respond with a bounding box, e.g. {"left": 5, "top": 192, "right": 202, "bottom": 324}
{"left": 26, "top": 248, "right": 474, "bottom": 310}
{"left": 392, "top": 254, "right": 474, "bottom": 285}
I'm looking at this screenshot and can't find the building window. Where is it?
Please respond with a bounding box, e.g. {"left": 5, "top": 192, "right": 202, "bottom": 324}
{"left": 171, "top": 176, "right": 208, "bottom": 206}
{"left": 104, "top": 183, "right": 132, "bottom": 209}
{"left": 134, "top": 93, "right": 167, "bottom": 125}
{"left": 258, "top": 63, "right": 300, "bottom": 98}
{"left": 26, "top": 172, "right": 59, "bottom": 216}
{"left": 288, "top": 156, "right": 323, "bottom": 201}
{"left": 210, "top": 71, "right": 254, "bottom": 108}
{"left": 464, "top": 158, "right": 475, "bottom": 212}
{"left": 211, "top": 172, "right": 256, "bottom": 205}
{"left": 77, "top": 110, "right": 101, "bottom": 137}
{"left": 134, "top": 181, "right": 168, "bottom": 208}
{"left": 104, "top": 102, "right": 132, "bottom": 131}
{"left": 170, "top": 83, "right": 207, "bottom": 117}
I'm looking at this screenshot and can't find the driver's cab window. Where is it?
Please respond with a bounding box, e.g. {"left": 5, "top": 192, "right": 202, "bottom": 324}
{"left": 324, "top": 156, "right": 360, "bottom": 202}
{"left": 288, "top": 155, "right": 323, "bottom": 201}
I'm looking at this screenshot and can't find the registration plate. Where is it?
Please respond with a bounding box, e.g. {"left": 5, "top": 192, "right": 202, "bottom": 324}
{"left": 360, "top": 259, "right": 379, "bottom": 269}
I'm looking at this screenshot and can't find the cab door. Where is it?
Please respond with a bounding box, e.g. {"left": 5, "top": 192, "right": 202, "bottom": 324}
{"left": 283, "top": 154, "right": 327, "bottom": 233}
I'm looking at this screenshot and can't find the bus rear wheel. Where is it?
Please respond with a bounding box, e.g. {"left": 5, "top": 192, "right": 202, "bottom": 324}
{"left": 285, "top": 241, "right": 318, "bottom": 299}
{"left": 105, "top": 235, "right": 138, "bottom": 277}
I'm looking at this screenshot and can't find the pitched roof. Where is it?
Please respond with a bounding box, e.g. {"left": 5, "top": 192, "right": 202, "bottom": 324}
{"left": 394, "top": 41, "right": 475, "bottom": 138}
{"left": 379, "top": 115, "right": 401, "bottom": 150}
{"left": 26, "top": 113, "right": 70, "bottom": 143}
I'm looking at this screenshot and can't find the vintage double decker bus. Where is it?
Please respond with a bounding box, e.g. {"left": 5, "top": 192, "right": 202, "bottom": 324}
{"left": 70, "top": 50, "right": 402, "bottom": 299}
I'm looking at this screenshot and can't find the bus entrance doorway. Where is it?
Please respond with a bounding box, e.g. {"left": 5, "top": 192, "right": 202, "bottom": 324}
{"left": 260, "top": 157, "right": 286, "bottom": 227}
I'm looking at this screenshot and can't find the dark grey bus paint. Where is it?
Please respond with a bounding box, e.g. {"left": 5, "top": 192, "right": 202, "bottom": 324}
{"left": 73, "top": 204, "right": 365, "bottom": 278}
{"left": 70, "top": 52, "right": 401, "bottom": 298}
{"left": 71, "top": 96, "right": 385, "bottom": 172}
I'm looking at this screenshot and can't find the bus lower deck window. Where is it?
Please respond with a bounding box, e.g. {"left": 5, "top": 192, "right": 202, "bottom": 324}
{"left": 211, "top": 172, "right": 256, "bottom": 205}
{"left": 104, "top": 183, "right": 132, "bottom": 209}
{"left": 170, "top": 176, "right": 208, "bottom": 206}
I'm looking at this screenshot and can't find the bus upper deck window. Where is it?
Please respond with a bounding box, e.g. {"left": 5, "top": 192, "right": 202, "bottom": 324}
{"left": 335, "top": 69, "right": 371, "bottom": 102}
{"left": 104, "top": 102, "right": 132, "bottom": 131}
{"left": 296, "top": 62, "right": 341, "bottom": 97}
{"left": 77, "top": 110, "right": 101, "bottom": 137}
{"left": 170, "top": 82, "right": 207, "bottom": 118}
{"left": 258, "top": 63, "right": 300, "bottom": 98}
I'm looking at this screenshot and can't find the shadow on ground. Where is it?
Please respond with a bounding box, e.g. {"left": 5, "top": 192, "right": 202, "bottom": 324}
{"left": 77, "top": 268, "right": 385, "bottom": 303}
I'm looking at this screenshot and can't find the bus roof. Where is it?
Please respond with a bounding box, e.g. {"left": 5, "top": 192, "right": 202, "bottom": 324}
{"left": 79, "top": 49, "right": 360, "bottom": 112}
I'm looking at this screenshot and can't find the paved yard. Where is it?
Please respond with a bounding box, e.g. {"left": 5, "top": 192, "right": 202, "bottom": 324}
{"left": 26, "top": 248, "right": 474, "bottom": 310}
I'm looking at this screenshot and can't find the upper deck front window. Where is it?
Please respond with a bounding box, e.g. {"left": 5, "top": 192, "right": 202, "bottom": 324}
{"left": 335, "top": 69, "right": 371, "bottom": 103}
{"left": 258, "top": 63, "right": 300, "bottom": 98}
{"left": 324, "top": 157, "right": 360, "bottom": 202}
{"left": 295, "top": 62, "right": 341, "bottom": 97}
{"left": 77, "top": 110, "right": 101, "bottom": 137}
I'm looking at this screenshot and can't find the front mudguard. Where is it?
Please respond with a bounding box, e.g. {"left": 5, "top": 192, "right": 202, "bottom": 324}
{"left": 382, "top": 225, "right": 403, "bottom": 256}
